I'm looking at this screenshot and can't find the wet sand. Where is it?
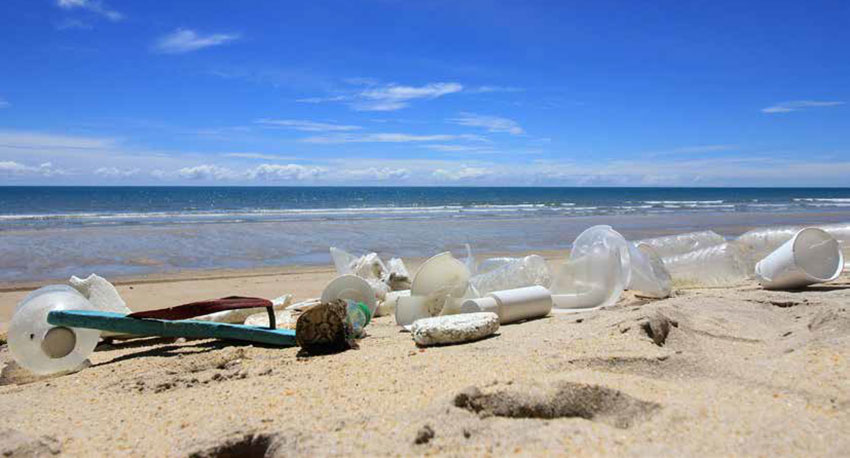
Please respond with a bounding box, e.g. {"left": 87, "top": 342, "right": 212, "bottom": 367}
{"left": 1, "top": 259, "right": 850, "bottom": 456}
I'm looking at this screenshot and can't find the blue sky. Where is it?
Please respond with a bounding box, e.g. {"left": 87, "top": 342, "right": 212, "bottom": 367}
{"left": 1, "top": 0, "right": 848, "bottom": 186}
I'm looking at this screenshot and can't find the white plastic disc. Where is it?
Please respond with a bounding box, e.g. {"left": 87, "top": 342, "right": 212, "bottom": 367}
{"left": 321, "top": 274, "right": 378, "bottom": 316}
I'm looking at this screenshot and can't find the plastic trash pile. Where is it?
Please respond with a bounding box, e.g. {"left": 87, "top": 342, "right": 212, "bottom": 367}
{"left": 6, "top": 221, "right": 847, "bottom": 378}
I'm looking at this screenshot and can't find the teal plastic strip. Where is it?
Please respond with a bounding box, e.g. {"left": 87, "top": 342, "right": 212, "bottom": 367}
{"left": 47, "top": 310, "right": 296, "bottom": 347}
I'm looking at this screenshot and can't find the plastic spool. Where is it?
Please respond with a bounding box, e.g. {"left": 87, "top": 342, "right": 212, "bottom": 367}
{"left": 755, "top": 227, "right": 843, "bottom": 290}
{"left": 321, "top": 274, "right": 378, "bottom": 317}
{"left": 8, "top": 285, "right": 101, "bottom": 375}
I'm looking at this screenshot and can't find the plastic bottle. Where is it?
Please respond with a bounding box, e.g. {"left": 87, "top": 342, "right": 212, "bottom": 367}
{"left": 345, "top": 300, "right": 371, "bottom": 338}
{"left": 638, "top": 231, "right": 726, "bottom": 258}
{"left": 469, "top": 255, "right": 551, "bottom": 296}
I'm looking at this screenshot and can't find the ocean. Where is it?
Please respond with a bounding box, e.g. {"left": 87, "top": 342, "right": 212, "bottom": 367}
{"left": 2, "top": 186, "right": 850, "bottom": 282}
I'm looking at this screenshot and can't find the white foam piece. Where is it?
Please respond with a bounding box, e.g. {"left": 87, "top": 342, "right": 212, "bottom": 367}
{"left": 410, "top": 312, "right": 499, "bottom": 346}
{"left": 69, "top": 274, "right": 131, "bottom": 315}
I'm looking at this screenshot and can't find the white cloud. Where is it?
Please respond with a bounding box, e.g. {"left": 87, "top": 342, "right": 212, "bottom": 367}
{"left": 470, "top": 86, "right": 524, "bottom": 93}
{"left": 254, "top": 119, "right": 361, "bottom": 132}
{"left": 56, "top": 0, "right": 123, "bottom": 21}
{"left": 0, "top": 98, "right": 9, "bottom": 108}
{"left": 300, "top": 133, "right": 460, "bottom": 144}
{"left": 761, "top": 100, "right": 844, "bottom": 114}
{"left": 420, "top": 144, "right": 494, "bottom": 153}
{"left": 0, "top": 161, "right": 66, "bottom": 177}
{"left": 222, "top": 152, "right": 298, "bottom": 160}
{"left": 432, "top": 166, "right": 491, "bottom": 181}
{"left": 94, "top": 167, "right": 140, "bottom": 178}
{"left": 355, "top": 82, "right": 463, "bottom": 111}
{"left": 247, "top": 164, "right": 324, "bottom": 181}
{"left": 0, "top": 131, "right": 116, "bottom": 150}
{"left": 449, "top": 112, "right": 524, "bottom": 135}
{"left": 153, "top": 29, "right": 239, "bottom": 54}
{"left": 344, "top": 167, "right": 410, "bottom": 181}
{"left": 176, "top": 164, "right": 240, "bottom": 180}
{"left": 299, "top": 82, "right": 463, "bottom": 111}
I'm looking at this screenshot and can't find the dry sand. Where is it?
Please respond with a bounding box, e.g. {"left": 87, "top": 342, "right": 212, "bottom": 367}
{"left": 1, "top": 258, "right": 849, "bottom": 457}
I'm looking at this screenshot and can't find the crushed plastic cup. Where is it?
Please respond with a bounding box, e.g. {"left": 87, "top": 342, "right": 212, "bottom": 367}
{"left": 628, "top": 243, "right": 672, "bottom": 298}
{"left": 8, "top": 285, "right": 101, "bottom": 375}
{"left": 377, "top": 290, "right": 410, "bottom": 317}
{"left": 321, "top": 275, "right": 379, "bottom": 317}
{"left": 638, "top": 231, "right": 726, "bottom": 258}
{"left": 469, "top": 254, "right": 551, "bottom": 296}
{"left": 461, "top": 285, "right": 552, "bottom": 324}
{"left": 662, "top": 242, "right": 749, "bottom": 287}
{"left": 550, "top": 225, "right": 630, "bottom": 312}
{"left": 755, "top": 227, "right": 843, "bottom": 290}
{"left": 396, "top": 252, "right": 473, "bottom": 327}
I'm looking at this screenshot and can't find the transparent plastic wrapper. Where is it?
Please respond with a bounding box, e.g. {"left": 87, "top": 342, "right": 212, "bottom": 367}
{"left": 755, "top": 228, "right": 843, "bottom": 289}
{"left": 329, "top": 247, "right": 386, "bottom": 280}
{"left": 477, "top": 257, "right": 518, "bottom": 274}
{"left": 638, "top": 231, "right": 726, "bottom": 258}
{"left": 550, "top": 225, "right": 630, "bottom": 312}
{"left": 628, "top": 243, "right": 672, "bottom": 298}
{"left": 8, "top": 285, "right": 101, "bottom": 375}
{"left": 663, "top": 242, "right": 749, "bottom": 287}
{"left": 819, "top": 222, "right": 850, "bottom": 269}
{"left": 469, "top": 254, "right": 551, "bottom": 296}
{"left": 383, "top": 258, "right": 411, "bottom": 291}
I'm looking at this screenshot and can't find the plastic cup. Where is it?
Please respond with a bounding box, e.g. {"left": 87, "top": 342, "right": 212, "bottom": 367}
{"left": 8, "top": 285, "right": 101, "bottom": 375}
{"left": 321, "top": 275, "right": 378, "bottom": 317}
{"left": 395, "top": 295, "right": 431, "bottom": 328}
{"left": 755, "top": 227, "right": 843, "bottom": 290}
{"left": 461, "top": 285, "right": 552, "bottom": 324}
{"left": 628, "top": 243, "right": 672, "bottom": 298}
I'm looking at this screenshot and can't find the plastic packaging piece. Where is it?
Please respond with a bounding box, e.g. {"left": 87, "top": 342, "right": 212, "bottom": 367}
{"left": 195, "top": 294, "right": 293, "bottom": 324}
{"left": 463, "top": 243, "right": 477, "bottom": 276}
{"left": 68, "top": 274, "right": 131, "bottom": 315}
{"left": 469, "top": 254, "right": 551, "bottom": 296}
{"left": 662, "top": 242, "right": 749, "bottom": 287}
{"left": 329, "top": 247, "right": 357, "bottom": 275}
{"left": 755, "top": 228, "right": 843, "bottom": 289}
{"left": 550, "top": 225, "right": 630, "bottom": 312}
{"left": 321, "top": 275, "right": 378, "bottom": 317}
{"left": 477, "top": 257, "right": 518, "bottom": 274}
{"left": 733, "top": 226, "right": 800, "bottom": 273}
{"left": 461, "top": 285, "right": 552, "bottom": 324}
{"left": 8, "top": 285, "right": 101, "bottom": 375}
{"left": 628, "top": 243, "right": 672, "bottom": 298}
{"left": 377, "top": 290, "right": 410, "bottom": 317}
{"left": 329, "top": 247, "right": 387, "bottom": 280}
{"left": 638, "top": 231, "right": 726, "bottom": 258}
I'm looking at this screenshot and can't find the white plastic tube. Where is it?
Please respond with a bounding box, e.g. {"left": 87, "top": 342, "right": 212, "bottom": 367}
{"left": 662, "top": 242, "right": 749, "bottom": 287}
{"left": 755, "top": 228, "right": 843, "bottom": 289}
{"left": 461, "top": 285, "right": 552, "bottom": 324}
{"left": 638, "top": 230, "right": 726, "bottom": 258}
{"left": 396, "top": 252, "right": 472, "bottom": 327}
{"left": 8, "top": 285, "right": 101, "bottom": 375}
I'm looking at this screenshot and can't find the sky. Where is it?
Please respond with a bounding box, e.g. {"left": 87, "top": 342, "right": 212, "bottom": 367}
{"left": 1, "top": 0, "right": 849, "bottom": 186}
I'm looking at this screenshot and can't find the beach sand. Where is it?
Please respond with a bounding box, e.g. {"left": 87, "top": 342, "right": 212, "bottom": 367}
{"left": 1, "top": 255, "right": 849, "bottom": 456}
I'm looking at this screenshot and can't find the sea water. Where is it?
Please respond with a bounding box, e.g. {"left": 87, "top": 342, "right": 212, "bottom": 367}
{"left": 1, "top": 186, "right": 849, "bottom": 282}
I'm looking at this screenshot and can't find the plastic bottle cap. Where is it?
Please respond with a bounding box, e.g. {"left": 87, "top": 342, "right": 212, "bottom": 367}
{"left": 460, "top": 297, "right": 499, "bottom": 316}
{"left": 355, "top": 301, "right": 371, "bottom": 326}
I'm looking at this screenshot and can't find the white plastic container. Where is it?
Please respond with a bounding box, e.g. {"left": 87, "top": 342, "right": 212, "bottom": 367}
{"left": 755, "top": 227, "right": 843, "bottom": 289}
{"left": 461, "top": 285, "right": 552, "bottom": 324}
{"left": 8, "top": 285, "right": 101, "bottom": 375}
{"left": 819, "top": 222, "right": 850, "bottom": 270}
